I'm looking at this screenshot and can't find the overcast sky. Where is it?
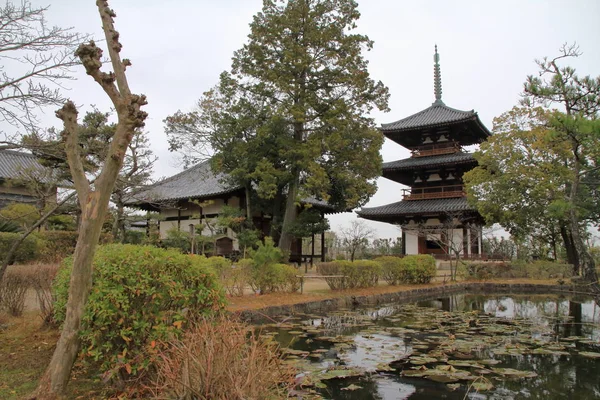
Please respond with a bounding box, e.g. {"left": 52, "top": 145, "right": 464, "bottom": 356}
{"left": 24, "top": 0, "right": 600, "bottom": 238}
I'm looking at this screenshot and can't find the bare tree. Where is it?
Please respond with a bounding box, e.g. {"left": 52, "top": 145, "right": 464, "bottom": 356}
{"left": 35, "top": 1, "right": 147, "bottom": 397}
{"left": 340, "top": 220, "right": 374, "bottom": 262}
{"left": 0, "top": 1, "right": 87, "bottom": 145}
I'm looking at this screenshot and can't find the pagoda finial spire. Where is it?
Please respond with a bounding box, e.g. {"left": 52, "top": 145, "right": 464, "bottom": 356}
{"left": 433, "top": 44, "right": 444, "bottom": 105}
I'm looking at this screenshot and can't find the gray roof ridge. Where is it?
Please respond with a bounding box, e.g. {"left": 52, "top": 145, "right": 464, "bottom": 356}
{"left": 381, "top": 102, "right": 476, "bottom": 130}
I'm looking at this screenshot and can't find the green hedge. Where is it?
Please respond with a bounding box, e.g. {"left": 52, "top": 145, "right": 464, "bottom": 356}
{"left": 462, "top": 260, "right": 572, "bottom": 280}
{"left": 375, "top": 256, "right": 404, "bottom": 285}
{"left": 397, "top": 255, "right": 437, "bottom": 284}
{"left": 0, "top": 232, "right": 41, "bottom": 264}
{"left": 317, "top": 260, "right": 381, "bottom": 290}
{"left": 53, "top": 244, "right": 225, "bottom": 380}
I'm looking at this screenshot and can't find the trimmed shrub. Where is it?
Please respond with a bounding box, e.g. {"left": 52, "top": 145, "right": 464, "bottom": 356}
{"left": 316, "top": 261, "right": 346, "bottom": 290}
{"left": 0, "top": 232, "right": 40, "bottom": 264}
{"left": 53, "top": 244, "right": 225, "bottom": 380}
{"left": 398, "top": 255, "right": 437, "bottom": 284}
{"left": 375, "top": 256, "right": 404, "bottom": 285}
{"left": 462, "top": 260, "right": 572, "bottom": 280}
{"left": 316, "top": 260, "right": 381, "bottom": 290}
{"left": 247, "top": 262, "right": 300, "bottom": 294}
{"left": 123, "top": 230, "right": 145, "bottom": 244}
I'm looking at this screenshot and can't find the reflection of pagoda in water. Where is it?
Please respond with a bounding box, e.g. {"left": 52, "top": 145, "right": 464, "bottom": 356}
{"left": 357, "top": 47, "right": 490, "bottom": 258}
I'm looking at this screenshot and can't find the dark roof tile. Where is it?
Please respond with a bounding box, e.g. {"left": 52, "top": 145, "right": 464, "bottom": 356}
{"left": 0, "top": 150, "right": 63, "bottom": 185}
{"left": 381, "top": 103, "right": 478, "bottom": 132}
{"left": 357, "top": 197, "right": 474, "bottom": 221}
{"left": 383, "top": 152, "right": 476, "bottom": 171}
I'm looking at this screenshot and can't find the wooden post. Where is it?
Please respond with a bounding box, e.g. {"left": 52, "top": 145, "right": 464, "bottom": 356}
{"left": 321, "top": 212, "right": 326, "bottom": 262}
{"left": 311, "top": 233, "right": 315, "bottom": 268}
{"left": 177, "top": 208, "right": 181, "bottom": 230}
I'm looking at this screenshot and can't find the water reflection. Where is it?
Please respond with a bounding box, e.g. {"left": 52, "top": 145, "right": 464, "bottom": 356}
{"left": 265, "top": 294, "right": 600, "bottom": 399}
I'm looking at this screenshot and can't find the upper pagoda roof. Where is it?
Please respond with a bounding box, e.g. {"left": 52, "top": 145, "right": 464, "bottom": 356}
{"left": 383, "top": 152, "right": 476, "bottom": 172}
{"left": 381, "top": 46, "right": 491, "bottom": 148}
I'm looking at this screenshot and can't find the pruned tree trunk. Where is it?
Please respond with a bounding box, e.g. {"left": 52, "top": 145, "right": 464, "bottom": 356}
{"left": 560, "top": 223, "right": 579, "bottom": 275}
{"left": 35, "top": 1, "right": 147, "bottom": 397}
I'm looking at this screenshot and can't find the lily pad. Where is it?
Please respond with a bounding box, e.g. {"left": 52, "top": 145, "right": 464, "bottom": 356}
{"left": 578, "top": 351, "right": 600, "bottom": 359}
{"left": 471, "top": 380, "right": 494, "bottom": 391}
{"left": 491, "top": 367, "right": 538, "bottom": 378}
{"left": 341, "top": 384, "right": 362, "bottom": 391}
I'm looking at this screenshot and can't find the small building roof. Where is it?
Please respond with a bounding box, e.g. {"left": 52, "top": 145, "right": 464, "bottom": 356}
{"left": 126, "top": 160, "right": 337, "bottom": 212}
{"left": 0, "top": 150, "right": 63, "bottom": 185}
{"left": 357, "top": 197, "right": 475, "bottom": 223}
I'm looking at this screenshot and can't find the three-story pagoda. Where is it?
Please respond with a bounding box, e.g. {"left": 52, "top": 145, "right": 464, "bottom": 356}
{"left": 357, "top": 47, "right": 490, "bottom": 258}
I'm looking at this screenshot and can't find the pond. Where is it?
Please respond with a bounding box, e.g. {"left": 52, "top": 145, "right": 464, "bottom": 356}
{"left": 259, "top": 294, "right": 600, "bottom": 399}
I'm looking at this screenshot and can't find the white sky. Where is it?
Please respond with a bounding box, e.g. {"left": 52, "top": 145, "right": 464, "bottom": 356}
{"left": 20, "top": 0, "right": 600, "bottom": 239}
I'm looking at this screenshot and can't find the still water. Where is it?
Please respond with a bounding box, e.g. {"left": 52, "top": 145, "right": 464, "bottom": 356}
{"left": 262, "top": 294, "right": 600, "bottom": 399}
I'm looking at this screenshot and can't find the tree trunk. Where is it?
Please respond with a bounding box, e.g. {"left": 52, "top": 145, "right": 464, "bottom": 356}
{"left": 560, "top": 224, "right": 579, "bottom": 275}
{"left": 37, "top": 191, "right": 110, "bottom": 396}
{"left": 278, "top": 170, "right": 300, "bottom": 259}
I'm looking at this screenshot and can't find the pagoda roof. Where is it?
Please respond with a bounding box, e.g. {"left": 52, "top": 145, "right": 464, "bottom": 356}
{"left": 383, "top": 152, "right": 476, "bottom": 172}
{"left": 381, "top": 102, "right": 491, "bottom": 148}
{"left": 357, "top": 197, "right": 475, "bottom": 223}
{"left": 125, "top": 160, "right": 336, "bottom": 212}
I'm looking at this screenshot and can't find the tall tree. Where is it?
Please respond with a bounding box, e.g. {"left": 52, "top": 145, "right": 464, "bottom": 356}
{"left": 166, "top": 0, "right": 389, "bottom": 255}
{"left": 0, "top": 1, "right": 87, "bottom": 146}
{"left": 36, "top": 1, "right": 147, "bottom": 396}
{"left": 465, "top": 44, "right": 599, "bottom": 288}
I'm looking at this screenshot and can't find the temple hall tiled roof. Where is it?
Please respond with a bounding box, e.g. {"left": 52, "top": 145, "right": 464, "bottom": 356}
{"left": 126, "top": 160, "right": 241, "bottom": 205}
{"left": 381, "top": 103, "right": 480, "bottom": 133}
{"left": 357, "top": 197, "right": 475, "bottom": 222}
{"left": 126, "top": 160, "right": 337, "bottom": 211}
{"left": 383, "top": 152, "right": 476, "bottom": 172}
{"left": 0, "top": 150, "right": 63, "bottom": 184}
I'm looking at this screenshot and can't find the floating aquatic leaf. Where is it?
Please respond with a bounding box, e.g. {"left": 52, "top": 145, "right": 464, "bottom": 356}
{"left": 491, "top": 368, "right": 538, "bottom": 378}
{"left": 447, "top": 383, "right": 461, "bottom": 391}
{"left": 471, "top": 380, "right": 494, "bottom": 391}
{"left": 341, "top": 384, "right": 362, "bottom": 391}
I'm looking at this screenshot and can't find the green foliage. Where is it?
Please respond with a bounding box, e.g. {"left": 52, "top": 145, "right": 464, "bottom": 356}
{"left": 52, "top": 244, "right": 225, "bottom": 379}
{"left": 221, "top": 259, "right": 252, "bottom": 297}
{"left": 0, "top": 219, "right": 22, "bottom": 233}
{"left": 397, "top": 255, "right": 437, "bottom": 284}
{"left": 0, "top": 203, "right": 39, "bottom": 230}
{"left": 123, "top": 230, "right": 145, "bottom": 244}
{"left": 287, "top": 208, "right": 330, "bottom": 238}
{"left": 461, "top": 260, "right": 572, "bottom": 280}
{"left": 317, "top": 260, "right": 381, "bottom": 290}
{"left": 46, "top": 214, "right": 77, "bottom": 231}
{"left": 0, "top": 232, "right": 40, "bottom": 264}
{"left": 241, "top": 238, "right": 299, "bottom": 293}
{"left": 37, "top": 230, "right": 112, "bottom": 263}
{"left": 161, "top": 227, "right": 191, "bottom": 253}
{"left": 165, "top": 0, "right": 389, "bottom": 248}
{"left": 375, "top": 256, "right": 404, "bottom": 285}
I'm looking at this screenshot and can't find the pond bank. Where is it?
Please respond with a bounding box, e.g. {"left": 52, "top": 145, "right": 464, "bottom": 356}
{"left": 235, "top": 281, "right": 582, "bottom": 322}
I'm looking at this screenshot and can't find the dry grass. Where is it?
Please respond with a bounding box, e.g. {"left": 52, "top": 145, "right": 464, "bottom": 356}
{"left": 150, "top": 315, "right": 296, "bottom": 400}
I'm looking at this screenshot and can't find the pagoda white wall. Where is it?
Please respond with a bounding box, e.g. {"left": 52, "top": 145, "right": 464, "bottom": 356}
{"left": 405, "top": 230, "right": 419, "bottom": 255}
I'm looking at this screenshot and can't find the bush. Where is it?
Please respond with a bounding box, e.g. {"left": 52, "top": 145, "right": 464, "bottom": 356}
{"left": 151, "top": 315, "right": 295, "bottom": 400}
{"left": 123, "top": 230, "right": 145, "bottom": 244}
{"left": 222, "top": 259, "right": 252, "bottom": 297}
{"left": 37, "top": 230, "right": 113, "bottom": 262}
{"left": 375, "top": 256, "right": 404, "bottom": 285}
{"left": 161, "top": 227, "right": 191, "bottom": 253}
{"left": 53, "top": 244, "right": 225, "bottom": 381}
{"left": 398, "top": 255, "right": 437, "bottom": 284}
{"left": 0, "top": 232, "right": 40, "bottom": 264}
{"left": 0, "top": 269, "right": 30, "bottom": 316}
{"left": 316, "top": 260, "right": 381, "bottom": 290}
{"left": 462, "top": 260, "right": 572, "bottom": 280}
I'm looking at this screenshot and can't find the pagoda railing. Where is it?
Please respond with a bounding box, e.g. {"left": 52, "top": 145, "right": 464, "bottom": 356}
{"left": 402, "top": 184, "right": 465, "bottom": 201}
{"left": 411, "top": 142, "right": 460, "bottom": 158}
